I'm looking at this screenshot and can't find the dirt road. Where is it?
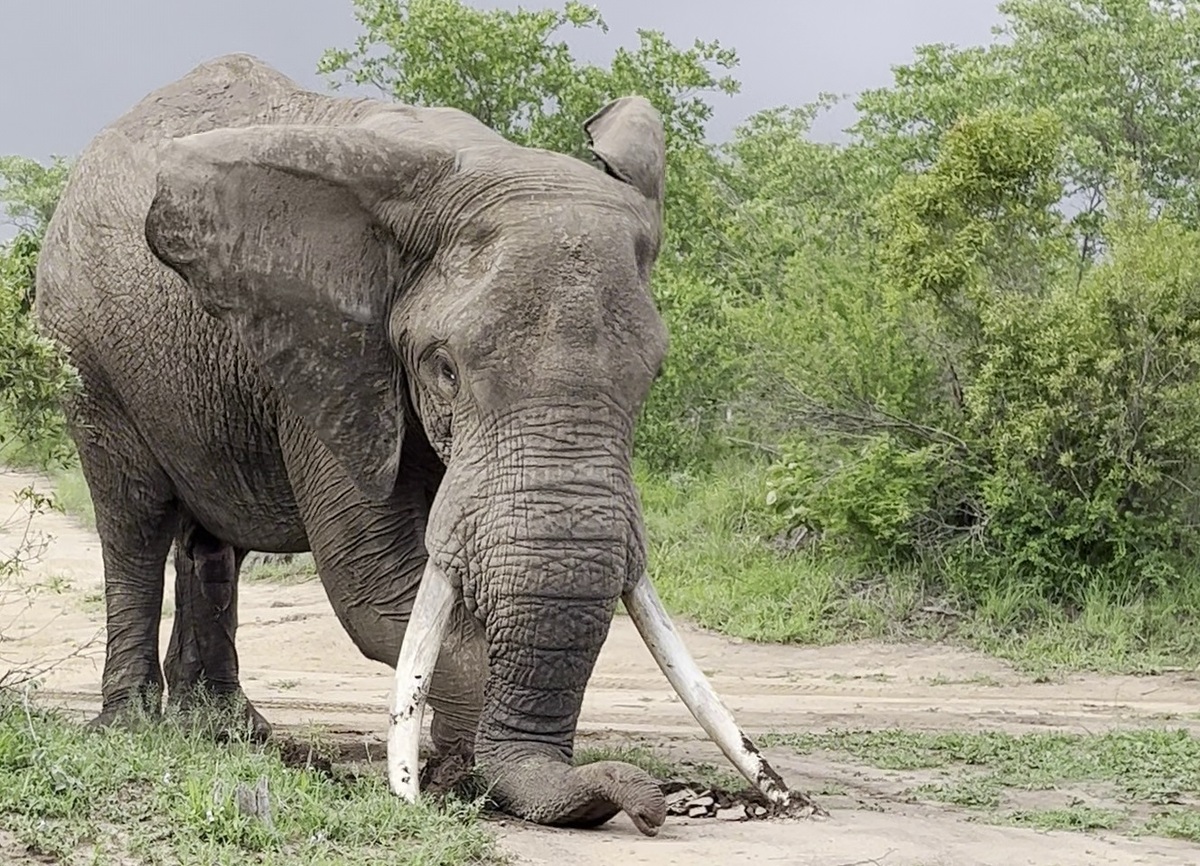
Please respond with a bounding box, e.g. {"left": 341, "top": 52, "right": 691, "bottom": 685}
{"left": 2, "top": 467, "right": 1198, "bottom": 865}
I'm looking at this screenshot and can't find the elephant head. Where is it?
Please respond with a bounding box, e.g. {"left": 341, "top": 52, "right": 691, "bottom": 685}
{"left": 143, "top": 97, "right": 796, "bottom": 834}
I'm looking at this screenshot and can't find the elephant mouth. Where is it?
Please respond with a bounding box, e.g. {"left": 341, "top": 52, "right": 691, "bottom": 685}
{"left": 385, "top": 558, "right": 806, "bottom": 833}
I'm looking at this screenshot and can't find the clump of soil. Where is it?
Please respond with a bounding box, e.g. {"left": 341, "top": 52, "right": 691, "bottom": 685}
{"left": 661, "top": 781, "right": 825, "bottom": 821}
{"left": 274, "top": 736, "right": 337, "bottom": 778}
{"left": 667, "top": 777, "right": 825, "bottom": 820}
{"left": 419, "top": 749, "right": 484, "bottom": 800}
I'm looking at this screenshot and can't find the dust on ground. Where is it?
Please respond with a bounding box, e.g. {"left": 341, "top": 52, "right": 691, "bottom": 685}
{"left": 2, "top": 468, "right": 1199, "bottom": 866}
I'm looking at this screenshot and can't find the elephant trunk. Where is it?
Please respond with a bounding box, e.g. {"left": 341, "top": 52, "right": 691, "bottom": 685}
{"left": 394, "top": 410, "right": 666, "bottom": 833}
{"left": 472, "top": 539, "right": 672, "bottom": 830}
{"left": 389, "top": 423, "right": 812, "bottom": 829}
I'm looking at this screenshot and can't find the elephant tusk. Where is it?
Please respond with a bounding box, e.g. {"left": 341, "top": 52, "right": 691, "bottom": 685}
{"left": 623, "top": 572, "right": 822, "bottom": 815}
{"left": 388, "top": 559, "right": 455, "bottom": 801}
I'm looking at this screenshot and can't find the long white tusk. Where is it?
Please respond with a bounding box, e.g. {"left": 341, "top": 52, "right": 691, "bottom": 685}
{"left": 623, "top": 572, "right": 823, "bottom": 815}
{"left": 388, "top": 559, "right": 455, "bottom": 801}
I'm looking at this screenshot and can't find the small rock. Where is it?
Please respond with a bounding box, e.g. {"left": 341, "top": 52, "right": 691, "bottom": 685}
{"left": 232, "top": 776, "right": 274, "bottom": 829}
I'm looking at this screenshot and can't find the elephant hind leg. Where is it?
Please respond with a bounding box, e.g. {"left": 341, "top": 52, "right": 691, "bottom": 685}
{"left": 164, "top": 517, "right": 270, "bottom": 742}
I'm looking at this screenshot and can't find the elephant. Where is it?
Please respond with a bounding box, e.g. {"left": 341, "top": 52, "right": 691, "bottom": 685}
{"left": 34, "top": 54, "right": 802, "bottom": 835}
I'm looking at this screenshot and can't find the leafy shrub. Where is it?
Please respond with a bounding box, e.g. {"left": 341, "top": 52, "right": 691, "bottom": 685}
{"left": 765, "top": 436, "right": 964, "bottom": 565}
{"left": 0, "top": 230, "right": 78, "bottom": 468}
{"left": 962, "top": 185, "right": 1200, "bottom": 600}
{"left": 762, "top": 104, "right": 1200, "bottom": 608}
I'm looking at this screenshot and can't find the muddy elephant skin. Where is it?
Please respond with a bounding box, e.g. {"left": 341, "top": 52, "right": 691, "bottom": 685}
{"left": 35, "top": 54, "right": 678, "bottom": 831}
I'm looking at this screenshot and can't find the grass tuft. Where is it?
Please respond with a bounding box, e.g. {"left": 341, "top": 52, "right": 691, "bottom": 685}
{"left": 764, "top": 727, "right": 1200, "bottom": 841}
{"left": 0, "top": 692, "right": 502, "bottom": 865}
{"left": 242, "top": 554, "right": 319, "bottom": 585}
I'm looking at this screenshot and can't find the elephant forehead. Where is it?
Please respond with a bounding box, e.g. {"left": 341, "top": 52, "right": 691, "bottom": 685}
{"left": 443, "top": 234, "right": 662, "bottom": 361}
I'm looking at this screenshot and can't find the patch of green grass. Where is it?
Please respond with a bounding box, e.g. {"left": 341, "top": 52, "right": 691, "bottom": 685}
{"left": 636, "top": 460, "right": 929, "bottom": 644}
{"left": 636, "top": 458, "right": 1200, "bottom": 674}
{"left": 243, "top": 556, "right": 319, "bottom": 585}
{"left": 827, "top": 671, "right": 894, "bottom": 683}
{"left": 1145, "top": 809, "right": 1200, "bottom": 842}
{"left": 956, "top": 579, "right": 1200, "bottom": 675}
{"left": 1005, "top": 805, "right": 1125, "bottom": 832}
{"left": 0, "top": 693, "right": 501, "bottom": 865}
{"left": 35, "top": 573, "right": 72, "bottom": 594}
{"left": 764, "top": 728, "right": 1200, "bottom": 841}
{"left": 922, "top": 673, "right": 1003, "bottom": 687}
{"left": 78, "top": 589, "right": 104, "bottom": 613}
{"left": 44, "top": 461, "right": 94, "bottom": 528}
{"left": 573, "top": 745, "right": 677, "bottom": 780}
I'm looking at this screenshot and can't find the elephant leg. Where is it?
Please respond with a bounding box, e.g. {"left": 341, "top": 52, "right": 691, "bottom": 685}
{"left": 164, "top": 520, "right": 270, "bottom": 741}
{"left": 68, "top": 392, "right": 178, "bottom": 729}
{"left": 282, "top": 429, "right": 484, "bottom": 762}
{"left": 162, "top": 546, "right": 202, "bottom": 704}
{"left": 307, "top": 505, "right": 486, "bottom": 761}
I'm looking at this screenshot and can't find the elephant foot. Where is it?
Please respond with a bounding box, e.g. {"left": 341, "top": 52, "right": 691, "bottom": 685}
{"left": 86, "top": 685, "right": 164, "bottom": 734}
{"left": 480, "top": 756, "right": 667, "bottom": 837}
{"left": 168, "top": 685, "right": 273, "bottom": 743}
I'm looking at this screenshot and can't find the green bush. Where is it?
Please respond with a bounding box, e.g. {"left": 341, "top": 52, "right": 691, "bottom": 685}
{"left": 760, "top": 105, "right": 1200, "bottom": 610}
{"left": 635, "top": 262, "right": 744, "bottom": 473}
{"left": 962, "top": 186, "right": 1200, "bottom": 600}
{"left": 0, "top": 230, "right": 78, "bottom": 468}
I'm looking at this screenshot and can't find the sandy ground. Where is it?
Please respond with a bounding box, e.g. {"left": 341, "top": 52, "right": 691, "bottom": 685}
{"left": 2, "top": 467, "right": 1199, "bottom": 866}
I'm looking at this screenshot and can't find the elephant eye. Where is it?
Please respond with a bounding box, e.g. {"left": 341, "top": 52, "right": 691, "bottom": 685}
{"left": 431, "top": 351, "right": 459, "bottom": 399}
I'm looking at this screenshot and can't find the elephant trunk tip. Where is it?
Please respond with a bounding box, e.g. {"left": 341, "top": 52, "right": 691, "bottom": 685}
{"left": 479, "top": 754, "right": 666, "bottom": 836}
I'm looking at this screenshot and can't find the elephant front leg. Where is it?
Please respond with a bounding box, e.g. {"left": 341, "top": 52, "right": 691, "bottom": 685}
{"left": 164, "top": 521, "right": 271, "bottom": 741}
{"left": 284, "top": 433, "right": 486, "bottom": 774}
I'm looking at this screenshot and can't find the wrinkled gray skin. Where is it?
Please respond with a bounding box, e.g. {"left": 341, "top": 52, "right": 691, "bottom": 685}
{"left": 35, "top": 54, "right": 669, "bottom": 833}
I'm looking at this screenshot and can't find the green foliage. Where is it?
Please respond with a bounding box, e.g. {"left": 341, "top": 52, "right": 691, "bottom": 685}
{"left": 764, "top": 437, "right": 958, "bottom": 564}
{"left": 634, "top": 263, "right": 743, "bottom": 471}
{"left": 879, "top": 107, "right": 1068, "bottom": 312}
{"left": 319, "top": 0, "right": 738, "bottom": 158}
{"left": 0, "top": 155, "right": 70, "bottom": 234}
{"left": 760, "top": 109, "right": 1065, "bottom": 560}
{"left": 964, "top": 180, "right": 1200, "bottom": 598}
{"left": 854, "top": 0, "right": 1200, "bottom": 247}
{"left": 0, "top": 230, "right": 78, "bottom": 468}
{"left": 759, "top": 100, "right": 1200, "bottom": 612}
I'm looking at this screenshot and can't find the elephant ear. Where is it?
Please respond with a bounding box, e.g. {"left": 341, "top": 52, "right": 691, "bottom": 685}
{"left": 145, "top": 124, "right": 449, "bottom": 500}
{"left": 583, "top": 96, "right": 667, "bottom": 229}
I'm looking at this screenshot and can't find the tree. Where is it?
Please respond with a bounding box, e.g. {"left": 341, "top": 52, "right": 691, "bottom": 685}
{"left": 0, "top": 230, "right": 78, "bottom": 468}
{"left": 852, "top": 0, "right": 1200, "bottom": 258}
{"left": 0, "top": 156, "right": 70, "bottom": 235}
{"left": 319, "top": 0, "right": 738, "bottom": 158}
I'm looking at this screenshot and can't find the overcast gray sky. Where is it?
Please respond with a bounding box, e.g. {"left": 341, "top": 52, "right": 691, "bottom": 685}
{"left": 0, "top": 0, "right": 1003, "bottom": 163}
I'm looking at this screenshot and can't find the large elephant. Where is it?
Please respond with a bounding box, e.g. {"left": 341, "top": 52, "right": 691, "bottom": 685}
{"left": 35, "top": 54, "right": 797, "bottom": 834}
